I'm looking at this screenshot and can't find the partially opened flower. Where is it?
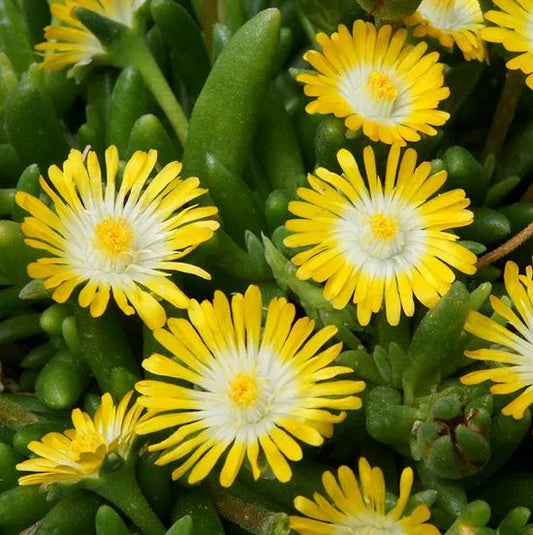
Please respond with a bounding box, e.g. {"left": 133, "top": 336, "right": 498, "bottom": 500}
{"left": 461, "top": 261, "right": 533, "bottom": 419}
{"left": 405, "top": 0, "right": 486, "bottom": 61}
{"left": 289, "top": 458, "right": 439, "bottom": 534}
{"left": 135, "top": 285, "right": 365, "bottom": 487}
{"left": 298, "top": 20, "right": 450, "bottom": 145}
{"left": 17, "top": 392, "right": 144, "bottom": 488}
{"left": 36, "top": 0, "right": 145, "bottom": 73}
{"left": 16, "top": 145, "right": 219, "bottom": 329}
{"left": 284, "top": 145, "right": 477, "bottom": 326}
{"left": 482, "top": 0, "right": 533, "bottom": 89}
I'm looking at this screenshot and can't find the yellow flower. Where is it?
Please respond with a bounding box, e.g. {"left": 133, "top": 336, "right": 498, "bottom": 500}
{"left": 135, "top": 285, "right": 365, "bottom": 487}
{"left": 298, "top": 20, "right": 450, "bottom": 146}
{"left": 16, "top": 145, "right": 219, "bottom": 329}
{"left": 482, "top": 0, "right": 533, "bottom": 89}
{"left": 461, "top": 261, "right": 533, "bottom": 419}
{"left": 289, "top": 458, "right": 440, "bottom": 535}
{"left": 35, "top": 0, "right": 145, "bottom": 72}
{"left": 284, "top": 145, "right": 477, "bottom": 327}
{"left": 17, "top": 392, "right": 144, "bottom": 488}
{"left": 405, "top": 0, "right": 486, "bottom": 62}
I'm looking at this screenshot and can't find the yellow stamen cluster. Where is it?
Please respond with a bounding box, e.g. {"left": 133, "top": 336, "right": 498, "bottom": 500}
{"left": 228, "top": 373, "right": 260, "bottom": 407}
{"left": 371, "top": 214, "right": 398, "bottom": 240}
{"left": 367, "top": 72, "right": 398, "bottom": 101}
{"left": 94, "top": 217, "right": 135, "bottom": 257}
{"left": 68, "top": 432, "right": 106, "bottom": 463}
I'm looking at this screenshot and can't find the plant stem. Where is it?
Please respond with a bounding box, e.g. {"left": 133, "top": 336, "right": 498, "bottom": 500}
{"left": 84, "top": 465, "right": 165, "bottom": 535}
{"left": 476, "top": 222, "right": 533, "bottom": 270}
{"left": 127, "top": 37, "right": 189, "bottom": 147}
{"left": 207, "top": 482, "right": 290, "bottom": 535}
{"left": 73, "top": 9, "right": 189, "bottom": 146}
{"left": 482, "top": 70, "right": 525, "bottom": 162}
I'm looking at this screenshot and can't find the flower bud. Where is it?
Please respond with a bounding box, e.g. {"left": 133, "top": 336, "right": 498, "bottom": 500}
{"left": 411, "top": 392, "right": 492, "bottom": 479}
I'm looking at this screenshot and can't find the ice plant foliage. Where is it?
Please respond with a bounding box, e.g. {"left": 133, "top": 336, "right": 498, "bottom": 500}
{"left": 482, "top": 0, "right": 533, "bottom": 89}
{"left": 405, "top": 0, "right": 486, "bottom": 61}
{"left": 17, "top": 392, "right": 144, "bottom": 488}
{"left": 284, "top": 145, "right": 477, "bottom": 326}
{"left": 298, "top": 20, "right": 450, "bottom": 145}
{"left": 462, "top": 261, "right": 533, "bottom": 419}
{"left": 135, "top": 285, "right": 365, "bottom": 487}
{"left": 35, "top": 0, "right": 145, "bottom": 73}
{"left": 289, "top": 458, "right": 440, "bottom": 535}
{"left": 15, "top": 146, "right": 219, "bottom": 329}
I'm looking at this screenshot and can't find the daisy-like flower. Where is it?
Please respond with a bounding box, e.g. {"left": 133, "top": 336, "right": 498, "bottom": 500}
{"left": 16, "top": 145, "right": 219, "bottom": 329}
{"left": 289, "top": 458, "right": 440, "bottom": 535}
{"left": 405, "top": 0, "right": 486, "bottom": 62}
{"left": 298, "top": 20, "right": 450, "bottom": 145}
{"left": 135, "top": 285, "right": 365, "bottom": 487}
{"left": 284, "top": 145, "right": 477, "bottom": 327}
{"left": 482, "top": 0, "right": 533, "bottom": 88}
{"left": 17, "top": 392, "right": 144, "bottom": 488}
{"left": 35, "top": 0, "right": 145, "bottom": 73}
{"left": 461, "top": 261, "right": 533, "bottom": 420}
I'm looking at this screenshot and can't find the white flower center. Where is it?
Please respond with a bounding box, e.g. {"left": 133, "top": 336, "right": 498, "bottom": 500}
{"left": 418, "top": 0, "right": 482, "bottom": 32}
{"left": 339, "top": 510, "right": 406, "bottom": 535}
{"left": 335, "top": 193, "right": 426, "bottom": 277}
{"left": 338, "top": 68, "right": 410, "bottom": 123}
{"left": 62, "top": 201, "right": 171, "bottom": 287}
{"left": 196, "top": 346, "right": 299, "bottom": 443}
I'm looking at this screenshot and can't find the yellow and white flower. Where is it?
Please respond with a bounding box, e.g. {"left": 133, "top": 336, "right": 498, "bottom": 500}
{"left": 462, "top": 261, "right": 533, "bottom": 419}
{"left": 17, "top": 392, "right": 144, "bottom": 488}
{"left": 482, "top": 0, "right": 533, "bottom": 89}
{"left": 36, "top": 0, "right": 145, "bottom": 72}
{"left": 289, "top": 458, "right": 440, "bottom": 535}
{"left": 16, "top": 145, "right": 219, "bottom": 329}
{"left": 298, "top": 20, "right": 450, "bottom": 145}
{"left": 284, "top": 145, "right": 477, "bottom": 326}
{"left": 135, "top": 285, "right": 365, "bottom": 487}
{"left": 405, "top": 0, "right": 486, "bottom": 61}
